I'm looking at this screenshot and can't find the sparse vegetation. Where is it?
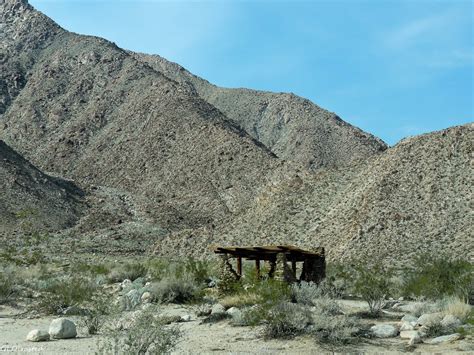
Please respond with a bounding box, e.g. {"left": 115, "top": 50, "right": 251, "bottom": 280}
{"left": 313, "top": 313, "right": 361, "bottom": 345}
{"left": 263, "top": 301, "right": 312, "bottom": 339}
{"left": 149, "top": 276, "right": 199, "bottom": 304}
{"left": 0, "top": 268, "right": 15, "bottom": 304}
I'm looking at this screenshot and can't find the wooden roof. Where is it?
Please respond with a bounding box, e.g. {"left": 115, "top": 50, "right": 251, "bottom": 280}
{"left": 213, "top": 245, "right": 324, "bottom": 262}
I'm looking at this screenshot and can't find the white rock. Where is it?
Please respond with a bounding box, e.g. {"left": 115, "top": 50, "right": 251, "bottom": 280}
{"left": 180, "top": 314, "right": 192, "bottom": 322}
{"left": 417, "top": 313, "right": 443, "bottom": 326}
{"left": 400, "top": 330, "right": 419, "bottom": 339}
{"left": 49, "top": 318, "right": 77, "bottom": 339}
{"left": 400, "top": 322, "right": 415, "bottom": 331}
{"left": 408, "top": 333, "right": 421, "bottom": 346}
{"left": 401, "top": 314, "right": 418, "bottom": 323}
{"left": 211, "top": 303, "right": 226, "bottom": 315}
{"left": 26, "top": 329, "right": 50, "bottom": 342}
{"left": 441, "top": 314, "right": 462, "bottom": 330}
{"left": 425, "top": 333, "right": 462, "bottom": 344}
{"left": 371, "top": 324, "right": 399, "bottom": 338}
{"left": 121, "top": 279, "right": 132, "bottom": 290}
{"left": 226, "top": 307, "right": 242, "bottom": 318}
{"left": 398, "top": 297, "right": 404, "bottom": 301}
{"left": 141, "top": 291, "right": 153, "bottom": 304}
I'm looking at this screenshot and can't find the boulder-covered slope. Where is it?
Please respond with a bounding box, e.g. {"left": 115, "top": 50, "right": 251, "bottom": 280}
{"left": 133, "top": 53, "right": 387, "bottom": 169}
{"left": 0, "top": 140, "right": 84, "bottom": 235}
{"left": 155, "top": 124, "right": 474, "bottom": 264}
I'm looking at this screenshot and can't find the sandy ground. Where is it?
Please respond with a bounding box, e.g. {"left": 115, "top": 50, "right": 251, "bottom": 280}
{"left": 0, "top": 301, "right": 472, "bottom": 354}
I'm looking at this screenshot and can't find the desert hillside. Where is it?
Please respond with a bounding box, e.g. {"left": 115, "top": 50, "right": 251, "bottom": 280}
{"left": 0, "top": 0, "right": 472, "bottom": 264}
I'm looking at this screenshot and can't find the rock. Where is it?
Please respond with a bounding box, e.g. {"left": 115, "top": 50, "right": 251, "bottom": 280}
{"left": 417, "top": 313, "right": 443, "bottom": 326}
{"left": 133, "top": 277, "right": 145, "bottom": 286}
{"left": 180, "top": 314, "right": 192, "bottom": 322}
{"left": 441, "top": 314, "right": 461, "bottom": 330}
{"left": 401, "top": 314, "right": 418, "bottom": 323}
{"left": 400, "top": 322, "right": 415, "bottom": 331}
{"left": 425, "top": 333, "right": 462, "bottom": 344}
{"left": 408, "top": 333, "right": 421, "bottom": 346}
{"left": 125, "top": 289, "right": 142, "bottom": 310}
{"left": 121, "top": 279, "right": 132, "bottom": 290}
{"left": 140, "top": 291, "right": 153, "bottom": 304}
{"left": 62, "top": 305, "right": 87, "bottom": 316}
{"left": 211, "top": 303, "right": 226, "bottom": 315}
{"left": 26, "top": 329, "right": 50, "bottom": 342}
{"left": 371, "top": 324, "right": 399, "bottom": 338}
{"left": 48, "top": 318, "right": 77, "bottom": 339}
{"left": 226, "top": 307, "right": 242, "bottom": 318}
{"left": 400, "top": 330, "right": 419, "bottom": 339}
{"left": 398, "top": 297, "right": 404, "bottom": 301}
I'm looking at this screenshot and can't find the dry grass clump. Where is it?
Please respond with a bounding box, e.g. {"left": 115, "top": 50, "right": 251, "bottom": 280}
{"left": 313, "top": 313, "right": 360, "bottom": 345}
{"left": 441, "top": 296, "right": 472, "bottom": 322}
{"left": 220, "top": 293, "right": 261, "bottom": 309}
{"left": 149, "top": 276, "right": 198, "bottom": 304}
{"left": 263, "top": 302, "right": 312, "bottom": 339}
{"left": 0, "top": 267, "right": 15, "bottom": 304}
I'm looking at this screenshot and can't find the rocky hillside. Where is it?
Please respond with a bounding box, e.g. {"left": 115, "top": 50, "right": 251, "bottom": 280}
{"left": 155, "top": 124, "right": 474, "bottom": 264}
{"left": 0, "top": 140, "right": 84, "bottom": 235}
{"left": 0, "top": 0, "right": 471, "bottom": 264}
{"left": 133, "top": 53, "right": 387, "bottom": 169}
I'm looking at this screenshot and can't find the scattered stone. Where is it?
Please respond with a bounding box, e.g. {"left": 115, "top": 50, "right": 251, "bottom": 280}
{"left": 49, "top": 318, "right": 77, "bottom": 339}
{"left": 211, "top": 303, "right": 226, "bottom": 315}
{"left": 408, "top": 333, "right": 421, "bottom": 346}
{"left": 417, "top": 313, "right": 443, "bottom": 326}
{"left": 26, "top": 329, "right": 50, "bottom": 342}
{"left": 371, "top": 324, "right": 399, "bottom": 338}
{"left": 226, "top": 307, "right": 242, "bottom": 318}
{"left": 133, "top": 277, "right": 145, "bottom": 286}
{"left": 441, "top": 314, "right": 462, "bottom": 330}
{"left": 400, "top": 330, "right": 419, "bottom": 339}
{"left": 141, "top": 291, "right": 153, "bottom": 304}
{"left": 425, "top": 333, "right": 462, "bottom": 345}
{"left": 401, "top": 314, "right": 418, "bottom": 323}
{"left": 121, "top": 279, "right": 132, "bottom": 290}
{"left": 400, "top": 322, "right": 414, "bottom": 331}
{"left": 62, "top": 305, "right": 87, "bottom": 316}
{"left": 180, "top": 314, "right": 192, "bottom": 322}
{"left": 125, "top": 289, "right": 142, "bottom": 310}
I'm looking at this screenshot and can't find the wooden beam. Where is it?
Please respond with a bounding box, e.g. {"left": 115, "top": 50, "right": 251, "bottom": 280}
{"left": 255, "top": 259, "right": 260, "bottom": 279}
{"left": 237, "top": 257, "right": 242, "bottom": 277}
{"left": 292, "top": 260, "right": 297, "bottom": 277}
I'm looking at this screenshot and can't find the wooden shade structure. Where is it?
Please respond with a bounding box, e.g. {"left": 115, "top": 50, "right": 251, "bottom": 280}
{"left": 213, "top": 245, "right": 325, "bottom": 283}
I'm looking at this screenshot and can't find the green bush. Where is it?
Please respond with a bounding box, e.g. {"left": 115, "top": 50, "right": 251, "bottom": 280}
{"left": 0, "top": 269, "right": 14, "bottom": 304}
{"left": 80, "top": 295, "right": 117, "bottom": 335}
{"left": 313, "top": 313, "right": 360, "bottom": 345}
{"left": 108, "top": 262, "right": 147, "bottom": 283}
{"left": 36, "top": 275, "right": 98, "bottom": 314}
{"left": 96, "top": 309, "right": 182, "bottom": 354}
{"left": 263, "top": 301, "right": 312, "bottom": 339}
{"left": 149, "top": 277, "right": 198, "bottom": 304}
{"left": 402, "top": 255, "right": 473, "bottom": 301}
{"left": 352, "top": 263, "right": 393, "bottom": 316}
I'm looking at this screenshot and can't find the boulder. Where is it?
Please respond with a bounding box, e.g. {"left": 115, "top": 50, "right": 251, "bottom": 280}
{"left": 408, "top": 333, "right": 421, "bottom": 346}
{"left": 125, "top": 289, "right": 142, "bottom": 309}
{"left": 401, "top": 314, "right": 418, "bottom": 323}
{"left": 180, "top": 314, "right": 192, "bottom": 322}
{"left": 417, "top": 313, "right": 443, "bottom": 326}
{"left": 441, "top": 315, "right": 462, "bottom": 330}
{"left": 226, "top": 307, "right": 242, "bottom": 318}
{"left": 400, "top": 330, "right": 420, "bottom": 339}
{"left": 425, "top": 333, "right": 462, "bottom": 345}
{"left": 121, "top": 279, "right": 132, "bottom": 290}
{"left": 400, "top": 322, "right": 414, "bottom": 331}
{"left": 371, "top": 324, "right": 399, "bottom": 338}
{"left": 211, "top": 303, "right": 226, "bottom": 315}
{"left": 49, "top": 318, "right": 77, "bottom": 339}
{"left": 26, "top": 329, "right": 50, "bottom": 342}
{"left": 140, "top": 291, "right": 153, "bottom": 304}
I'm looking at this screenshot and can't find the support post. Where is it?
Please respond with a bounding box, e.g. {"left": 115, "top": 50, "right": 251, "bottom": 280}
{"left": 255, "top": 259, "right": 260, "bottom": 279}
{"left": 237, "top": 257, "right": 242, "bottom": 277}
{"left": 291, "top": 259, "right": 297, "bottom": 278}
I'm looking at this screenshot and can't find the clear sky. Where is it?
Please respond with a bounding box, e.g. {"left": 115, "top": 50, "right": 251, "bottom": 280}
{"left": 30, "top": 0, "right": 473, "bottom": 145}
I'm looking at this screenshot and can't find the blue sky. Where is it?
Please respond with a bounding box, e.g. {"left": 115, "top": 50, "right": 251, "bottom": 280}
{"left": 30, "top": 0, "right": 473, "bottom": 145}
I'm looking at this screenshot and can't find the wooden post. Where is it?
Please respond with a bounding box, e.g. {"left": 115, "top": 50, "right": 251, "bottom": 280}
{"left": 237, "top": 257, "right": 242, "bottom": 277}
{"left": 291, "top": 259, "right": 297, "bottom": 278}
{"left": 255, "top": 259, "right": 260, "bottom": 279}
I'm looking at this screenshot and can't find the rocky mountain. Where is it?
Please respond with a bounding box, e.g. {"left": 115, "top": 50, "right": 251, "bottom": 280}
{"left": 133, "top": 53, "right": 387, "bottom": 170}
{"left": 0, "top": 0, "right": 471, "bottom": 263}
{"left": 0, "top": 140, "right": 83, "bottom": 235}
{"left": 155, "top": 124, "right": 474, "bottom": 264}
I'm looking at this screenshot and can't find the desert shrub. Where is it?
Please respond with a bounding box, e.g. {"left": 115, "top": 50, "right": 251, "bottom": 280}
{"left": 108, "top": 262, "right": 147, "bottom": 283}
{"left": 440, "top": 296, "right": 472, "bottom": 322}
{"left": 75, "top": 262, "right": 111, "bottom": 277}
{"left": 402, "top": 255, "right": 473, "bottom": 301}
{"left": 313, "top": 313, "right": 360, "bottom": 345}
{"left": 0, "top": 269, "right": 15, "bottom": 304}
{"left": 149, "top": 277, "right": 198, "bottom": 304}
{"left": 291, "top": 281, "right": 322, "bottom": 305}
{"left": 352, "top": 263, "right": 393, "bottom": 316}
{"left": 220, "top": 293, "right": 261, "bottom": 309}
{"left": 36, "top": 275, "right": 98, "bottom": 314}
{"left": 96, "top": 310, "right": 181, "bottom": 354}
{"left": 183, "top": 258, "right": 215, "bottom": 285}
{"left": 263, "top": 301, "right": 312, "bottom": 339}
{"left": 80, "top": 295, "right": 117, "bottom": 335}
{"left": 325, "top": 263, "right": 354, "bottom": 298}
{"left": 410, "top": 301, "right": 440, "bottom": 317}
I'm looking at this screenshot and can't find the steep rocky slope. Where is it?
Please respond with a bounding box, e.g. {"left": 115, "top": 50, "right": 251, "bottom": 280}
{"left": 155, "top": 124, "right": 474, "bottom": 264}
{"left": 133, "top": 53, "right": 387, "bottom": 169}
{"left": 0, "top": 140, "right": 84, "bottom": 235}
